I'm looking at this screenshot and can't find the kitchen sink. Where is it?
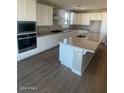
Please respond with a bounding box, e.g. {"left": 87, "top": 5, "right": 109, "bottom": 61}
{"left": 77, "top": 34, "right": 86, "bottom": 38}
{"left": 51, "top": 30, "right": 63, "bottom": 33}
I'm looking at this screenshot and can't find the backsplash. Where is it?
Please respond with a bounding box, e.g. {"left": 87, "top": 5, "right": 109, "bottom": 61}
{"left": 37, "top": 25, "right": 90, "bottom": 32}
{"left": 69, "top": 25, "right": 90, "bottom": 31}
{"left": 37, "top": 25, "right": 64, "bottom": 32}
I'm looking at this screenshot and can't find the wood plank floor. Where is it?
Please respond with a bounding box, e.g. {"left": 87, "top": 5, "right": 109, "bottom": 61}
{"left": 17, "top": 43, "right": 107, "bottom": 93}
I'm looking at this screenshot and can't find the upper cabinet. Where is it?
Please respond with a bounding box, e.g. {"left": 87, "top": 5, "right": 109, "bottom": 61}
{"left": 70, "top": 12, "right": 103, "bottom": 25}
{"left": 75, "top": 13, "right": 90, "bottom": 25}
{"left": 81, "top": 13, "right": 90, "bottom": 25}
{"left": 90, "top": 13, "right": 102, "bottom": 20}
{"left": 17, "top": 0, "right": 36, "bottom": 21}
{"left": 70, "top": 12, "right": 77, "bottom": 25}
{"left": 36, "top": 3, "right": 53, "bottom": 26}
{"left": 76, "top": 14, "right": 83, "bottom": 25}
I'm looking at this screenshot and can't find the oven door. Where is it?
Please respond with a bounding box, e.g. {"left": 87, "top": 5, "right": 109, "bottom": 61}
{"left": 18, "top": 33, "right": 37, "bottom": 53}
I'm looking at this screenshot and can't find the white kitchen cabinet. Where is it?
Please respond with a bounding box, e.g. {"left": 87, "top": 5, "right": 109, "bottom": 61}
{"left": 73, "top": 13, "right": 103, "bottom": 25}
{"left": 59, "top": 43, "right": 73, "bottom": 68}
{"left": 82, "top": 13, "right": 90, "bottom": 25}
{"left": 90, "top": 13, "right": 96, "bottom": 20}
{"left": 45, "top": 36, "right": 58, "bottom": 50}
{"left": 17, "top": 0, "right": 25, "bottom": 20}
{"left": 59, "top": 42, "right": 84, "bottom": 75}
{"left": 76, "top": 14, "right": 83, "bottom": 25}
{"left": 90, "top": 13, "right": 102, "bottom": 21}
{"left": 36, "top": 3, "right": 53, "bottom": 26}
{"left": 37, "top": 37, "right": 46, "bottom": 52}
{"left": 25, "top": 0, "right": 36, "bottom": 21}
{"left": 75, "top": 13, "right": 90, "bottom": 25}
{"left": 70, "top": 12, "right": 77, "bottom": 25}
{"left": 37, "top": 33, "right": 69, "bottom": 53}
{"left": 48, "top": 6, "right": 53, "bottom": 25}
{"left": 95, "top": 13, "right": 102, "bottom": 20}
{"left": 72, "top": 48, "right": 83, "bottom": 75}
{"left": 17, "top": 0, "right": 36, "bottom": 21}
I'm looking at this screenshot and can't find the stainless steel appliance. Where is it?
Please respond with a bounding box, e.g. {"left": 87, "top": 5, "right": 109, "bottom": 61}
{"left": 18, "top": 33, "right": 37, "bottom": 53}
{"left": 17, "top": 21, "right": 37, "bottom": 53}
{"left": 17, "top": 21, "right": 36, "bottom": 33}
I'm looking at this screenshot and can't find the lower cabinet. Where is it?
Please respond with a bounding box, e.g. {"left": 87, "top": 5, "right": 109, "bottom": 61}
{"left": 17, "top": 32, "right": 69, "bottom": 61}
{"left": 37, "top": 33, "right": 68, "bottom": 52}
{"left": 17, "top": 30, "right": 86, "bottom": 61}
{"left": 37, "top": 37, "right": 46, "bottom": 53}
{"left": 59, "top": 43, "right": 74, "bottom": 68}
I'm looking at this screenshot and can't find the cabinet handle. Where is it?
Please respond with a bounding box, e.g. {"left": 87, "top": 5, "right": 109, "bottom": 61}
{"left": 18, "top": 36, "right": 36, "bottom": 40}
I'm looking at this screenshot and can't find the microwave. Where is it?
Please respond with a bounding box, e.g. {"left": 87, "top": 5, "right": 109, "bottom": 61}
{"left": 17, "top": 21, "right": 36, "bottom": 33}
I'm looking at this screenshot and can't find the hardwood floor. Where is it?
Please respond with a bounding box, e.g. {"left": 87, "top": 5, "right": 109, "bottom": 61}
{"left": 17, "top": 43, "right": 107, "bottom": 93}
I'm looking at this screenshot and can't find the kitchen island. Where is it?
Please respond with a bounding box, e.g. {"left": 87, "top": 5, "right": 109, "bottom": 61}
{"left": 59, "top": 36, "right": 101, "bottom": 76}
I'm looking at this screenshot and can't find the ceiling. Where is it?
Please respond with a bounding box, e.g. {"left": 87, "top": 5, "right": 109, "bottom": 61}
{"left": 37, "top": 0, "right": 107, "bottom": 10}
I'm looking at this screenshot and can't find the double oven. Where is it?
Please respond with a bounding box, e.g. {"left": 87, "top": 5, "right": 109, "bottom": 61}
{"left": 17, "top": 21, "right": 37, "bottom": 53}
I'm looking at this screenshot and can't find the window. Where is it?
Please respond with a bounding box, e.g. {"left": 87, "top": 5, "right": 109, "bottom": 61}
{"left": 64, "top": 12, "right": 68, "bottom": 25}
{"left": 58, "top": 9, "right": 70, "bottom": 28}
{"left": 64, "top": 12, "right": 69, "bottom": 28}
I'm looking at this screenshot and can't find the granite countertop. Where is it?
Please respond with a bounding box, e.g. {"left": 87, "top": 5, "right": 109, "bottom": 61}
{"left": 37, "top": 29, "right": 77, "bottom": 37}
{"left": 37, "top": 29, "right": 87, "bottom": 37}
{"left": 59, "top": 36, "right": 101, "bottom": 53}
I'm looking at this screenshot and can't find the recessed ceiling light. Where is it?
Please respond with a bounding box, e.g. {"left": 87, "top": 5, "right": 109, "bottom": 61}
{"left": 77, "top": 5, "right": 84, "bottom": 10}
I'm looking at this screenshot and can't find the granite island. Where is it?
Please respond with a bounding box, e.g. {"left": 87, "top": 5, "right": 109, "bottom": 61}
{"left": 59, "top": 35, "right": 101, "bottom": 76}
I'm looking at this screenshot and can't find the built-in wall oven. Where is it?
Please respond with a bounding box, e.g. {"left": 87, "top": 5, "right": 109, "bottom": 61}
{"left": 17, "top": 21, "right": 37, "bottom": 53}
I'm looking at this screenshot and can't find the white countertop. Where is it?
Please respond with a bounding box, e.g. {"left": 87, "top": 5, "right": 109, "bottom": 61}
{"left": 37, "top": 29, "right": 88, "bottom": 37}
{"left": 59, "top": 36, "right": 101, "bottom": 53}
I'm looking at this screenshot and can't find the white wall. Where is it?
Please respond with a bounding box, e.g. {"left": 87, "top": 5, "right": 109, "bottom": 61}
{"left": 100, "top": 12, "right": 107, "bottom": 43}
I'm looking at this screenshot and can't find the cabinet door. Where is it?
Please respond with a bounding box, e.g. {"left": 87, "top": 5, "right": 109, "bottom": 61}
{"left": 17, "top": 0, "right": 36, "bottom": 21}
{"left": 48, "top": 6, "right": 53, "bottom": 25}
{"left": 76, "top": 14, "right": 83, "bottom": 24}
{"left": 90, "top": 13, "right": 102, "bottom": 20}
{"left": 36, "top": 3, "right": 53, "bottom": 26}
{"left": 72, "top": 48, "right": 83, "bottom": 75}
{"left": 90, "top": 13, "right": 96, "bottom": 20}
{"left": 17, "top": 0, "right": 25, "bottom": 21}
{"left": 36, "top": 3, "right": 48, "bottom": 25}
{"left": 82, "top": 13, "right": 90, "bottom": 25}
{"left": 44, "top": 36, "right": 58, "bottom": 50}
{"left": 25, "top": 0, "right": 36, "bottom": 21}
{"left": 76, "top": 13, "right": 90, "bottom": 25}
{"left": 95, "top": 13, "right": 102, "bottom": 20}
{"left": 37, "top": 37, "right": 46, "bottom": 52}
{"left": 59, "top": 43, "right": 73, "bottom": 68}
